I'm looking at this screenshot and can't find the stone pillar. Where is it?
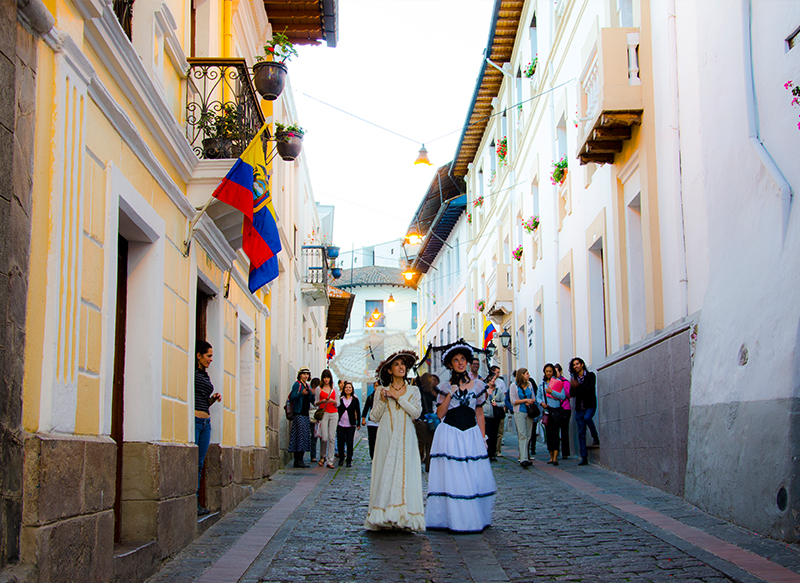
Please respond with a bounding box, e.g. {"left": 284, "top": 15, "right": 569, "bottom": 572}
{"left": 120, "top": 442, "right": 197, "bottom": 560}
{"left": 20, "top": 434, "right": 116, "bottom": 583}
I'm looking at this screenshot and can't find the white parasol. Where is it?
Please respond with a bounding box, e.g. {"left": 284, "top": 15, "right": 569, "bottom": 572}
{"left": 328, "top": 330, "right": 415, "bottom": 383}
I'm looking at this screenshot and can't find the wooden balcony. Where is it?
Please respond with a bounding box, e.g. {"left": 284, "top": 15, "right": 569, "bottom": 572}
{"left": 486, "top": 263, "right": 513, "bottom": 317}
{"left": 577, "top": 27, "right": 643, "bottom": 165}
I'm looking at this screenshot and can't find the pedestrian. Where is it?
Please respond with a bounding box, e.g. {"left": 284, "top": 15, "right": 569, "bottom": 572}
{"left": 195, "top": 340, "right": 222, "bottom": 516}
{"left": 364, "top": 351, "right": 425, "bottom": 531}
{"left": 569, "top": 357, "right": 600, "bottom": 466}
{"left": 413, "top": 373, "right": 438, "bottom": 472}
{"left": 361, "top": 389, "right": 379, "bottom": 459}
{"left": 482, "top": 369, "right": 505, "bottom": 462}
{"left": 469, "top": 356, "right": 481, "bottom": 380}
{"left": 336, "top": 381, "right": 361, "bottom": 467}
{"left": 426, "top": 342, "right": 496, "bottom": 533}
{"left": 493, "top": 366, "right": 507, "bottom": 456}
{"left": 308, "top": 377, "right": 321, "bottom": 464}
{"left": 288, "top": 366, "right": 312, "bottom": 468}
{"left": 315, "top": 369, "right": 339, "bottom": 469}
{"left": 510, "top": 368, "right": 536, "bottom": 467}
{"left": 554, "top": 363, "right": 573, "bottom": 460}
{"left": 536, "top": 363, "right": 568, "bottom": 466}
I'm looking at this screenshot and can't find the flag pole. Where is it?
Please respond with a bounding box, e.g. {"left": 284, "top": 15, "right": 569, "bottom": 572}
{"left": 182, "top": 195, "right": 216, "bottom": 257}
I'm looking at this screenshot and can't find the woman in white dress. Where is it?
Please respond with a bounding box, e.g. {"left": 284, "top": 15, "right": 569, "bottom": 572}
{"left": 426, "top": 342, "right": 496, "bottom": 533}
{"left": 364, "top": 350, "right": 425, "bottom": 532}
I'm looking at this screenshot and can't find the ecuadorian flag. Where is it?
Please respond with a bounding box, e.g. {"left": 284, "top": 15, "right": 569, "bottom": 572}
{"left": 326, "top": 340, "right": 335, "bottom": 361}
{"left": 212, "top": 125, "right": 281, "bottom": 293}
{"left": 483, "top": 316, "right": 496, "bottom": 349}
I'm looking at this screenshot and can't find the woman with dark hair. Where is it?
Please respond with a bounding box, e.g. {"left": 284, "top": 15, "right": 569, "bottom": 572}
{"left": 426, "top": 342, "right": 496, "bottom": 533}
{"left": 364, "top": 351, "right": 424, "bottom": 531}
{"left": 536, "top": 363, "right": 568, "bottom": 466}
{"left": 510, "top": 368, "right": 536, "bottom": 467}
{"left": 315, "top": 369, "right": 339, "bottom": 469}
{"left": 336, "top": 381, "right": 361, "bottom": 467}
{"left": 308, "top": 377, "right": 321, "bottom": 463}
{"left": 195, "top": 340, "right": 222, "bottom": 516}
{"left": 288, "top": 366, "right": 312, "bottom": 468}
{"left": 554, "top": 363, "right": 572, "bottom": 460}
{"left": 569, "top": 357, "right": 599, "bottom": 466}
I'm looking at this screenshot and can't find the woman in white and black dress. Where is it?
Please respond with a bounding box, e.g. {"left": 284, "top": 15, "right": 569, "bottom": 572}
{"left": 426, "top": 342, "right": 496, "bottom": 533}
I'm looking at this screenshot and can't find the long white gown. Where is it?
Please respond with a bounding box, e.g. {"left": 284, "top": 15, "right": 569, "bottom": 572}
{"left": 364, "top": 385, "right": 425, "bottom": 531}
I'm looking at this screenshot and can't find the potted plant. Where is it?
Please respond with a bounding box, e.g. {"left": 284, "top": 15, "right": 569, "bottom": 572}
{"left": 253, "top": 29, "right": 299, "bottom": 101}
{"left": 198, "top": 103, "right": 240, "bottom": 159}
{"left": 550, "top": 155, "right": 568, "bottom": 186}
{"left": 473, "top": 195, "right": 484, "bottom": 208}
{"left": 785, "top": 80, "right": 800, "bottom": 130}
{"left": 274, "top": 121, "right": 305, "bottom": 161}
{"left": 327, "top": 245, "right": 340, "bottom": 258}
{"left": 467, "top": 212, "right": 472, "bottom": 225}
{"left": 512, "top": 245, "right": 523, "bottom": 261}
{"left": 522, "top": 214, "right": 539, "bottom": 234}
{"left": 475, "top": 300, "right": 486, "bottom": 313}
{"left": 524, "top": 55, "right": 538, "bottom": 79}
{"left": 496, "top": 136, "right": 508, "bottom": 166}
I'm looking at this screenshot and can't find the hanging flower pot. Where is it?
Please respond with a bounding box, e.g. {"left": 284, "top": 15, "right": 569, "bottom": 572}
{"left": 275, "top": 131, "right": 303, "bottom": 161}
{"left": 253, "top": 61, "right": 288, "bottom": 101}
{"left": 331, "top": 267, "right": 342, "bottom": 279}
{"left": 327, "top": 246, "right": 340, "bottom": 258}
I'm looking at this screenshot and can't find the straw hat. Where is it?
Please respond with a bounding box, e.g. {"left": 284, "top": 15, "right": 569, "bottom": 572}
{"left": 298, "top": 366, "right": 311, "bottom": 374}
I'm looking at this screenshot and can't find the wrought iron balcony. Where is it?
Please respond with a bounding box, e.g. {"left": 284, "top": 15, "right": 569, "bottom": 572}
{"left": 301, "top": 246, "right": 330, "bottom": 306}
{"left": 577, "top": 28, "right": 643, "bottom": 165}
{"left": 186, "top": 58, "right": 265, "bottom": 159}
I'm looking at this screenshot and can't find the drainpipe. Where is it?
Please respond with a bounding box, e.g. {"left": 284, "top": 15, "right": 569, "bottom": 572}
{"left": 222, "top": 0, "right": 233, "bottom": 57}
{"left": 742, "top": 0, "right": 792, "bottom": 241}
{"left": 667, "top": 0, "right": 688, "bottom": 317}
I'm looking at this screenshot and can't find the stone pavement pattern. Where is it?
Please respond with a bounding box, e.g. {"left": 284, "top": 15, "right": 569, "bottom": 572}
{"left": 148, "top": 431, "right": 800, "bottom": 583}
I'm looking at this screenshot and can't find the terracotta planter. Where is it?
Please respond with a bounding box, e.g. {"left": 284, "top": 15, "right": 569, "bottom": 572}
{"left": 253, "top": 61, "right": 288, "bottom": 101}
{"left": 202, "top": 137, "right": 233, "bottom": 159}
{"left": 275, "top": 131, "right": 303, "bottom": 161}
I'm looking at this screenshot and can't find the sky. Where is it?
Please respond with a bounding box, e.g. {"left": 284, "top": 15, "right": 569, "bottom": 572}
{"left": 287, "top": 0, "right": 495, "bottom": 254}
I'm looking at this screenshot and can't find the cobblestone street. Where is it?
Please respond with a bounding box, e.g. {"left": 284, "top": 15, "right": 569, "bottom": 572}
{"left": 148, "top": 431, "right": 800, "bottom": 583}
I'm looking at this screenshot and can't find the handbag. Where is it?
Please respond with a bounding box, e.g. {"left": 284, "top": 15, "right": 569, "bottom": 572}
{"left": 549, "top": 406, "right": 568, "bottom": 424}
{"left": 526, "top": 402, "right": 541, "bottom": 419}
{"left": 284, "top": 396, "right": 294, "bottom": 421}
{"left": 541, "top": 409, "right": 549, "bottom": 425}
{"left": 312, "top": 407, "right": 324, "bottom": 421}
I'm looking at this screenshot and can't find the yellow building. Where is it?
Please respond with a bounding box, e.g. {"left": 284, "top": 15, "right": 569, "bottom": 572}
{"left": 14, "top": 0, "right": 339, "bottom": 579}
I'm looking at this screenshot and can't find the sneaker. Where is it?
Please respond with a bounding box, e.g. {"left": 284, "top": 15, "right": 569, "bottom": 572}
{"left": 197, "top": 506, "right": 210, "bottom": 516}
{"left": 578, "top": 458, "right": 589, "bottom": 466}
{"left": 590, "top": 440, "right": 600, "bottom": 448}
{"left": 346, "top": 462, "right": 352, "bottom": 467}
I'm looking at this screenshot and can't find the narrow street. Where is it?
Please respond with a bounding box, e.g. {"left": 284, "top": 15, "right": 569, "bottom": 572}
{"left": 147, "top": 432, "right": 800, "bottom": 583}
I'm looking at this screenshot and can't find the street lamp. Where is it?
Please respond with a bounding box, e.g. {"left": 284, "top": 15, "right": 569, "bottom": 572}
{"left": 498, "top": 328, "right": 519, "bottom": 357}
{"left": 371, "top": 308, "right": 381, "bottom": 319}
{"left": 486, "top": 340, "right": 497, "bottom": 359}
{"left": 387, "top": 294, "right": 395, "bottom": 304}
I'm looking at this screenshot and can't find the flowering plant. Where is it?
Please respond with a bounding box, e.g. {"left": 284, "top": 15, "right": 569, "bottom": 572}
{"left": 467, "top": 212, "right": 472, "bottom": 224}
{"left": 512, "top": 245, "right": 523, "bottom": 261}
{"left": 475, "top": 300, "right": 486, "bottom": 312}
{"left": 496, "top": 137, "right": 508, "bottom": 166}
{"left": 256, "top": 28, "right": 299, "bottom": 64}
{"left": 785, "top": 81, "right": 800, "bottom": 130}
{"left": 473, "top": 195, "right": 484, "bottom": 208}
{"left": 488, "top": 168, "right": 496, "bottom": 186}
{"left": 523, "top": 56, "right": 538, "bottom": 78}
{"left": 275, "top": 121, "right": 305, "bottom": 137}
{"left": 522, "top": 215, "right": 540, "bottom": 234}
{"left": 550, "top": 155, "right": 568, "bottom": 185}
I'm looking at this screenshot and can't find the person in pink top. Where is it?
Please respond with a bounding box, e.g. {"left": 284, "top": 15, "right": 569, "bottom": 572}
{"left": 535, "top": 363, "right": 568, "bottom": 466}
{"left": 336, "top": 381, "right": 361, "bottom": 467}
{"left": 554, "top": 363, "right": 572, "bottom": 460}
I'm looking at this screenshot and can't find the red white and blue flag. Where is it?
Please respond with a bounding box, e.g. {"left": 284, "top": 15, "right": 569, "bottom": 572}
{"left": 211, "top": 126, "right": 281, "bottom": 293}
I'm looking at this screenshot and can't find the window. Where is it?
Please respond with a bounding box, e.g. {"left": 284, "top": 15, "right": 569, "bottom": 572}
{"left": 447, "top": 321, "right": 452, "bottom": 344}
{"left": 588, "top": 237, "right": 609, "bottom": 363}
{"left": 529, "top": 13, "right": 538, "bottom": 61}
{"left": 411, "top": 302, "right": 418, "bottom": 329}
{"left": 788, "top": 26, "right": 800, "bottom": 51}
{"left": 365, "top": 300, "right": 385, "bottom": 328}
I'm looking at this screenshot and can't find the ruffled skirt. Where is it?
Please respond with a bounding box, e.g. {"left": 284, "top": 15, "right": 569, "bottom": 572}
{"left": 425, "top": 422, "right": 496, "bottom": 533}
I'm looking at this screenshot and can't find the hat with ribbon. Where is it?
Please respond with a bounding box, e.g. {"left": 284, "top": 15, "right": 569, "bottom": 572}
{"left": 440, "top": 341, "right": 474, "bottom": 370}
{"left": 375, "top": 350, "right": 418, "bottom": 386}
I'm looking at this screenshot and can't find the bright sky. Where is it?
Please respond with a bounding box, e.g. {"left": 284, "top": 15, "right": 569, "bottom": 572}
{"left": 288, "top": 0, "right": 495, "bottom": 253}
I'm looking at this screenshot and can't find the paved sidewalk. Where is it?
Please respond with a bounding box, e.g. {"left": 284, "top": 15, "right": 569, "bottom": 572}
{"left": 147, "top": 430, "right": 800, "bottom": 583}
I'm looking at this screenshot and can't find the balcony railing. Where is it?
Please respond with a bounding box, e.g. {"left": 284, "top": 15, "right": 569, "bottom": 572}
{"left": 186, "top": 58, "right": 265, "bottom": 159}
{"left": 301, "top": 246, "right": 330, "bottom": 306}
{"left": 486, "top": 263, "right": 513, "bottom": 316}
{"left": 577, "top": 28, "right": 643, "bottom": 165}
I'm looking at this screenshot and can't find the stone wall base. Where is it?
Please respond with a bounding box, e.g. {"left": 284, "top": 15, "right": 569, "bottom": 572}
{"left": 596, "top": 322, "right": 693, "bottom": 496}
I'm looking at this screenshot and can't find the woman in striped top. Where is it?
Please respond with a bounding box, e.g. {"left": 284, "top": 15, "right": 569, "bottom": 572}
{"left": 195, "top": 340, "right": 221, "bottom": 516}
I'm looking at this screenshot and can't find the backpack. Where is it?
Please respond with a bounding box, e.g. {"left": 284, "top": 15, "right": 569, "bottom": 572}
{"left": 284, "top": 394, "right": 295, "bottom": 420}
